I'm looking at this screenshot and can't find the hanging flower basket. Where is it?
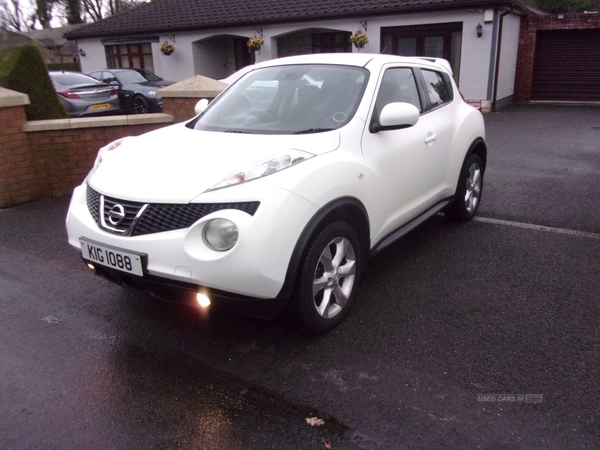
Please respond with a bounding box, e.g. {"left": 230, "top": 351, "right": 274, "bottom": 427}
{"left": 247, "top": 35, "right": 264, "bottom": 53}
{"left": 350, "top": 30, "right": 369, "bottom": 50}
{"left": 159, "top": 41, "right": 175, "bottom": 56}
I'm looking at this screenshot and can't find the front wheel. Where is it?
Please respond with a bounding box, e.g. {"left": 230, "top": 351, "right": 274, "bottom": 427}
{"left": 132, "top": 95, "right": 150, "bottom": 114}
{"left": 445, "top": 153, "right": 484, "bottom": 222}
{"left": 295, "top": 222, "right": 362, "bottom": 334}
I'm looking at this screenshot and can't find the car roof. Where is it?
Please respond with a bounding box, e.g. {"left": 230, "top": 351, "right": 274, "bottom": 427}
{"left": 247, "top": 53, "right": 453, "bottom": 75}
{"left": 48, "top": 71, "right": 104, "bottom": 81}
{"left": 91, "top": 68, "right": 145, "bottom": 73}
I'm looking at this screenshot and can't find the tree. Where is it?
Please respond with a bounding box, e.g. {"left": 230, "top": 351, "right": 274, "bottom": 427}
{"left": 34, "top": 0, "right": 57, "bottom": 28}
{"left": 64, "top": 0, "right": 83, "bottom": 24}
{"left": 0, "top": 0, "right": 36, "bottom": 31}
{"left": 82, "top": 0, "right": 144, "bottom": 22}
{"left": 0, "top": 0, "right": 147, "bottom": 31}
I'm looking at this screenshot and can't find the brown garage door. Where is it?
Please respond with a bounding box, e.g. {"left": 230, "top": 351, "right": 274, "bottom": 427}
{"left": 531, "top": 29, "right": 600, "bottom": 101}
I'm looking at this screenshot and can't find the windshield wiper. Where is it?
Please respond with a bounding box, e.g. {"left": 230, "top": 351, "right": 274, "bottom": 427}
{"left": 224, "top": 129, "right": 253, "bottom": 134}
{"left": 293, "top": 128, "right": 334, "bottom": 134}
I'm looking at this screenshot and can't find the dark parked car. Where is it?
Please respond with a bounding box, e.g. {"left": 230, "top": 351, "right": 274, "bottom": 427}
{"left": 87, "top": 68, "right": 174, "bottom": 114}
{"left": 49, "top": 71, "right": 121, "bottom": 118}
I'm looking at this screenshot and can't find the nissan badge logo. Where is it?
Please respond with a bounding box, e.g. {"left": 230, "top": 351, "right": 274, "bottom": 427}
{"left": 108, "top": 204, "right": 126, "bottom": 226}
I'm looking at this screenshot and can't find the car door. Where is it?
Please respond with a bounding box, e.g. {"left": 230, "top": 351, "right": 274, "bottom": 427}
{"left": 361, "top": 65, "right": 452, "bottom": 241}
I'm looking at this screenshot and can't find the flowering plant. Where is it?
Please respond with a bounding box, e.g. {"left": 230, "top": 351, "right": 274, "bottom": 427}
{"left": 247, "top": 35, "right": 264, "bottom": 52}
{"left": 159, "top": 41, "right": 175, "bottom": 54}
{"left": 350, "top": 30, "right": 369, "bottom": 48}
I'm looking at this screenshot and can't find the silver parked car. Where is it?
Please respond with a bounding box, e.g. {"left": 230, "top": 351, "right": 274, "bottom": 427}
{"left": 49, "top": 71, "right": 121, "bottom": 118}
{"left": 87, "top": 68, "right": 174, "bottom": 114}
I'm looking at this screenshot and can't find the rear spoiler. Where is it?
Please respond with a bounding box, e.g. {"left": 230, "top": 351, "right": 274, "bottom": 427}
{"left": 414, "top": 57, "right": 453, "bottom": 76}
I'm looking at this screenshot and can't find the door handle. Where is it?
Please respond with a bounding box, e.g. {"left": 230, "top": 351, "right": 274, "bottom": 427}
{"left": 424, "top": 133, "right": 437, "bottom": 144}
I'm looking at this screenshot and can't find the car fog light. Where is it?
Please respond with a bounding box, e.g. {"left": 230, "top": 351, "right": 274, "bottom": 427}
{"left": 203, "top": 219, "right": 238, "bottom": 251}
{"left": 197, "top": 293, "right": 211, "bottom": 308}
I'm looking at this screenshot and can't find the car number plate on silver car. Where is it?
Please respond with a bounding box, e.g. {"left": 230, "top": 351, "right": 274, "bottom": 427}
{"left": 80, "top": 238, "right": 144, "bottom": 276}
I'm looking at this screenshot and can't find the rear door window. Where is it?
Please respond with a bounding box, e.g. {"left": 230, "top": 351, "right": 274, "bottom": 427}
{"left": 420, "top": 69, "right": 453, "bottom": 109}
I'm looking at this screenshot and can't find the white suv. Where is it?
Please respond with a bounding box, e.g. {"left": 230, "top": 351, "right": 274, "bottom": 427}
{"left": 66, "top": 53, "right": 486, "bottom": 333}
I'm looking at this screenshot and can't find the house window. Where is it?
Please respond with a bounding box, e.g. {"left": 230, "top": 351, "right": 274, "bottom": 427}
{"left": 381, "top": 23, "right": 462, "bottom": 83}
{"left": 311, "top": 32, "right": 352, "bottom": 53}
{"left": 106, "top": 43, "right": 154, "bottom": 72}
{"left": 277, "top": 30, "right": 351, "bottom": 58}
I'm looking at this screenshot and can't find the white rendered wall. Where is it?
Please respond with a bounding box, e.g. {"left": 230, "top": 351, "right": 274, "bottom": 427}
{"left": 495, "top": 13, "right": 520, "bottom": 104}
{"left": 75, "top": 9, "right": 522, "bottom": 105}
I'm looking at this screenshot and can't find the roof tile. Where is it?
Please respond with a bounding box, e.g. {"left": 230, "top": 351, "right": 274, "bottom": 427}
{"left": 65, "top": 0, "right": 531, "bottom": 39}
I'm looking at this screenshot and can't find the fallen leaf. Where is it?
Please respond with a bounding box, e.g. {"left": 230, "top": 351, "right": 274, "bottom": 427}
{"left": 305, "top": 417, "right": 325, "bottom": 426}
{"left": 41, "top": 315, "right": 63, "bottom": 324}
{"left": 321, "top": 436, "right": 332, "bottom": 449}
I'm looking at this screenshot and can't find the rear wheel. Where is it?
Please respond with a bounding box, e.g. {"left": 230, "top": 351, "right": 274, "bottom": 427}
{"left": 133, "top": 95, "right": 149, "bottom": 114}
{"left": 445, "top": 153, "right": 483, "bottom": 222}
{"left": 295, "top": 222, "right": 362, "bottom": 334}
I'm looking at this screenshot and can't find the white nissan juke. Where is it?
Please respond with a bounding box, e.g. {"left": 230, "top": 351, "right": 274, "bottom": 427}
{"left": 66, "top": 53, "right": 486, "bottom": 333}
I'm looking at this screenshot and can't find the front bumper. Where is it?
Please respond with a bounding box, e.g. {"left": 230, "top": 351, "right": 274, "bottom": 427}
{"left": 87, "top": 262, "right": 290, "bottom": 319}
{"left": 66, "top": 181, "right": 318, "bottom": 302}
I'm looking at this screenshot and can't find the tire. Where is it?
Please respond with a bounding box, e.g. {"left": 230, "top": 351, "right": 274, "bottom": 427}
{"left": 295, "top": 221, "right": 362, "bottom": 334}
{"left": 132, "top": 95, "right": 150, "bottom": 114}
{"left": 445, "top": 153, "right": 484, "bottom": 222}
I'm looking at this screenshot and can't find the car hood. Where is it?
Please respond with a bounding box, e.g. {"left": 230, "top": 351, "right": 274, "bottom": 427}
{"left": 89, "top": 124, "right": 340, "bottom": 203}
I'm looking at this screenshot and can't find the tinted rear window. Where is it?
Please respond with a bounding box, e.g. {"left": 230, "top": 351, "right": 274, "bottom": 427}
{"left": 421, "top": 69, "right": 453, "bottom": 108}
{"left": 50, "top": 73, "right": 102, "bottom": 86}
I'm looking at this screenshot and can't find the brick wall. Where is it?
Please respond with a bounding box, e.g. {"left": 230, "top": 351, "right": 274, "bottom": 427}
{"left": 0, "top": 105, "right": 32, "bottom": 207}
{"left": 162, "top": 97, "right": 205, "bottom": 123}
{"left": 0, "top": 100, "right": 173, "bottom": 208}
{"left": 514, "top": 13, "right": 600, "bottom": 103}
{"left": 25, "top": 123, "right": 169, "bottom": 201}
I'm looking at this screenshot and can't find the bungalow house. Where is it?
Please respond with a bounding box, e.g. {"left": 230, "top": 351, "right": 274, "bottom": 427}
{"left": 65, "top": 0, "right": 545, "bottom": 111}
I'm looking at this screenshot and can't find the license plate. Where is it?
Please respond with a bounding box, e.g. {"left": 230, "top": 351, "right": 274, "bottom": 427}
{"left": 91, "top": 103, "right": 111, "bottom": 110}
{"left": 80, "top": 238, "right": 144, "bottom": 276}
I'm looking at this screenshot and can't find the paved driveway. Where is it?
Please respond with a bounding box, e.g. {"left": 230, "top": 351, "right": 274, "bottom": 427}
{"left": 481, "top": 104, "right": 600, "bottom": 232}
{"left": 1, "top": 105, "right": 599, "bottom": 449}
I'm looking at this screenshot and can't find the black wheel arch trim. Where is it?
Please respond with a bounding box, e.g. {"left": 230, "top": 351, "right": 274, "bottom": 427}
{"left": 276, "top": 197, "right": 370, "bottom": 300}
{"left": 467, "top": 137, "right": 487, "bottom": 172}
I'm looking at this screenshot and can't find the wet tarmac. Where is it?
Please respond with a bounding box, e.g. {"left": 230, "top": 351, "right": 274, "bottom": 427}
{"left": 1, "top": 105, "right": 599, "bottom": 449}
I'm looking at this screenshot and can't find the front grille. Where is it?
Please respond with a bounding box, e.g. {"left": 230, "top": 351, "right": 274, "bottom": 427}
{"left": 86, "top": 186, "right": 259, "bottom": 236}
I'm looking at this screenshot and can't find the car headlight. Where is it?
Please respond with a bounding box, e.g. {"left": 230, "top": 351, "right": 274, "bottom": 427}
{"left": 202, "top": 219, "right": 239, "bottom": 251}
{"left": 148, "top": 91, "right": 157, "bottom": 97}
{"left": 209, "top": 149, "right": 314, "bottom": 190}
{"left": 86, "top": 137, "right": 131, "bottom": 181}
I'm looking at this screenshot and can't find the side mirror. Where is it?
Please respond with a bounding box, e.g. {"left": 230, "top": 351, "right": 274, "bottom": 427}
{"left": 194, "top": 98, "right": 209, "bottom": 115}
{"left": 370, "top": 102, "right": 420, "bottom": 133}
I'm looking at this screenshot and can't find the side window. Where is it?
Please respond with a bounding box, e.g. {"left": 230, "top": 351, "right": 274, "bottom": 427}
{"left": 103, "top": 72, "right": 118, "bottom": 84}
{"left": 373, "top": 68, "right": 422, "bottom": 124}
{"left": 421, "top": 69, "right": 453, "bottom": 108}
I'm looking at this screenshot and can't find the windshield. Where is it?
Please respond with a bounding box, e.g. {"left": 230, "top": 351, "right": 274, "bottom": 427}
{"left": 192, "top": 64, "right": 368, "bottom": 134}
{"left": 135, "top": 69, "right": 162, "bottom": 82}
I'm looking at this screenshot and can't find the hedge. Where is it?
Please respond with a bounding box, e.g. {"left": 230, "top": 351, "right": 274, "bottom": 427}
{"left": 0, "top": 44, "right": 68, "bottom": 120}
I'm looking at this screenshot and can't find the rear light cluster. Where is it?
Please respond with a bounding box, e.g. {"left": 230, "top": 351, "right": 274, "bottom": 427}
{"left": 59, "top": 87, "right": 117, "bottom": 99}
